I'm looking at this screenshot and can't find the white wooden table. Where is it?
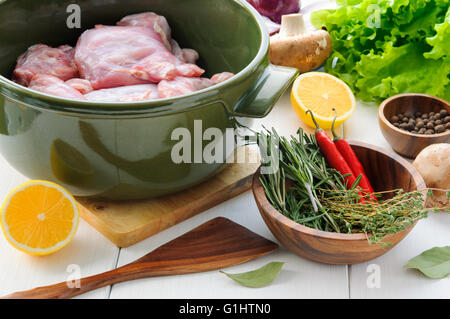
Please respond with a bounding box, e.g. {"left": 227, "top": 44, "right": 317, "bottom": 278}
{"left": 0, "top": 90, "right": 448, "bottom": 299}
{"left": 0, "top": 0, "right": 448, "bottom": 299}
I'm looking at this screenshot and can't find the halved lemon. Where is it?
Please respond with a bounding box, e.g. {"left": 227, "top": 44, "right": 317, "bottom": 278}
{"left": 291, "top": 72, "right": 356, "bottom": 130}
{"left": 0, "top": 180, "right": 79, "bottom": 256}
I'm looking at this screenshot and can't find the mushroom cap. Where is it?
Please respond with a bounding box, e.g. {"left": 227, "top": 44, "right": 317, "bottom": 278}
{"left": 413, "top": 143, "right": 450, "bottom": 209}
{"left": 269, "top": 30, "right": 332, "bottom": 73}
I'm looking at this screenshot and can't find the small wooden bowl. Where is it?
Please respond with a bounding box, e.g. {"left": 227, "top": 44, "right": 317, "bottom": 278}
{"left": 379, "top": 93, "right": 450, "bottom": 159}
{"left": 252, "top": 141, "right": 426, "bottom": 265}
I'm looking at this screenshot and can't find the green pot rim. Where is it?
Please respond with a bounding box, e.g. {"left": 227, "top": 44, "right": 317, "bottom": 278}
{"left": 0, "top": 0, "right": 269, "bottom": 117}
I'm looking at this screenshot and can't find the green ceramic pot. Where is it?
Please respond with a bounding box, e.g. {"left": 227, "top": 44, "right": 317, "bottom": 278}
{"left": 0, "top": 0, "right": 297, "bottom": 200}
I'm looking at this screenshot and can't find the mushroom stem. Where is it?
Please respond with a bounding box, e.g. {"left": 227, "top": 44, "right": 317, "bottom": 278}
{"left": 279, "top": 14, "right": 306, "bottom": 37}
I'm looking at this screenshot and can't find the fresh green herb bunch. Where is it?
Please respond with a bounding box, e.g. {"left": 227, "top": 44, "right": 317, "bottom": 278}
{"left": 258, "top": 127, "right": 348, "bottom": 233}
{"left": 256, "top": 127, "right": 444, "bottom": 245}
{"left": 318, "top": 188, "right": 428, "bottom": 244}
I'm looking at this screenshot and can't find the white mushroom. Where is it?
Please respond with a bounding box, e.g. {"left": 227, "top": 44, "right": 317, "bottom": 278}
{"left": 413, "top": 143, "right": 450, "bottom": 210}
{"left": 269, "top": 14, "right": 332, "bottom": 73}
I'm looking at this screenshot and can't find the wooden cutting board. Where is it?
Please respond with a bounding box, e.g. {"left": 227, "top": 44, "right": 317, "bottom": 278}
{"left": 76, "top": 146, "right": 260, "bottom": 247}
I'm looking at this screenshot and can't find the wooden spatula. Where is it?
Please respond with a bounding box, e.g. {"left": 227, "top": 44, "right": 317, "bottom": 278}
{"left": 2, "top": 217, "right": 278, "bottom": 299}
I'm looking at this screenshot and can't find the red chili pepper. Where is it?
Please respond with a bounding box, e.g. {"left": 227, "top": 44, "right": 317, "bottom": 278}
{"left": 331, "top": 111, "right": 378, "bottom": 202}
{"left": 306, "top": 110, "right": 358, "bottom": 191}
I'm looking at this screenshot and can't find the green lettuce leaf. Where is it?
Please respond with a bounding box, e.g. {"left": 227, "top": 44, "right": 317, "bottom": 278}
{"left": 311, "top": 0, "right": 450, "bottom": 102}
{"left": 356, "top": 42, "right": 450, "bottom": 101}
{"left": 424, "top": 7, "right": 450, "bottom": 59}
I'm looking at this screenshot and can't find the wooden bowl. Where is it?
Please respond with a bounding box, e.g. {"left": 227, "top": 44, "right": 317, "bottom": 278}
{"left": 252, "top": 141, "right": 426, "bottom": 265}
{"left": 379, "top": 93, "right": 450, "bottom": 159}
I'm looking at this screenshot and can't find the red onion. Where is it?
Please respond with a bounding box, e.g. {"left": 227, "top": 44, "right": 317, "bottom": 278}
{"left": 247, "top": 0, "right": 300, "bottom": 23}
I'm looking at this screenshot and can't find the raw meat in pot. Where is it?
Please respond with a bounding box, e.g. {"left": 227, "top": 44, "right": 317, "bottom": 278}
{"left": 118, "top": 12, "right": 200, "bottom": 64}
{"left": 158, "top": 76, "right": 214, "bottom": 98}
{"left": 132, "top": 48, "right": 204, "bottom": 81}
{"left": 211, "top": 72, "right": 235, "bottom": 84}
{"left": 66, "top": 78, "right": 93, "bottom": 94}
{"left": 170, "top": 40, "right": 199, "bottom": 64}
{"left": 75, "top": 25, "right": 204, "bottom": 89}
{"left": 12, "top": 44, "right": 79, "bottom": 86}
{"left": 28, "top": 74, "right": 86, "bottom": 100}
{"left": 117, "top": 12, "right": 172, "bottom": 50}
{"left": 84, "top": 84, "right": 159, "bottom": 102}
{"left": 158, "top": 73, "right": 235, "bottom": 98}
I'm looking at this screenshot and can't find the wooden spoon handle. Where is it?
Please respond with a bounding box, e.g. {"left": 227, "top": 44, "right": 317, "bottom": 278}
{"left": 1, "top": 265, "right": 140, "bottom": 299}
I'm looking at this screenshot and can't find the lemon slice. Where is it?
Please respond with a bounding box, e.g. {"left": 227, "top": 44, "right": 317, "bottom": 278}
{"left": 291, "top": 72, "right": 356, "bottom": 130}
{"left": 0, "top": 180, "right": 79, "bottom": 255}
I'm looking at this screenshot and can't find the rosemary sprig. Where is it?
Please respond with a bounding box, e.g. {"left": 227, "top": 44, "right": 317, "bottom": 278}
{"left": 259, "top": 128, "right": 343, "bottom": 232}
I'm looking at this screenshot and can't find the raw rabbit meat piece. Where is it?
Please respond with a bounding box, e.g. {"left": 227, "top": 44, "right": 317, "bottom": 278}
{"left": 132, "top": 49, "right": 204, "bottom": 81}
{"left": 75, "top": 25, "right": 204, "bottom": 89}
{"left": 170, "top": 40, "right": 199, "bottom": 64}
{"left": 28, "top": 74, "right": 86, "bottom": 100}
{"left": 117, "top": 12, "right": 172, "bottom": 50}
{"left": 158, "top": 76, "right": 215, "bottom": 98}
{"left": 211, "top": 72, "right": 234, "bottom": 84}
{"left": 13, "top": 44, "right": 79, "bottom": 86}
{"left": 158, "top": 73, "right": 235, "bottom": 98}
{"left": 118, "top": 12, "right": 199, "bottom": 64}
{"left": 85, "top": 84, "right": 159, "bottom": 102}
{"left": 65, "top": 78, "right": 93, "bottom": 94}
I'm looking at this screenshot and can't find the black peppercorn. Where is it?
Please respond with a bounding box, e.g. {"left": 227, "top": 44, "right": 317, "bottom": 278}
{"left": 435, "top": 125, "right": 445, "bottom": 133}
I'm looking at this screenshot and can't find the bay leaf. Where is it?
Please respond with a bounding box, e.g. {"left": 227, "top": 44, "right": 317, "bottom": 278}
{"left": 220, "top": 262, "right": 284, "bottom": 288}
{"left": 404, "top": 246, "right": 450, "bottom": 279}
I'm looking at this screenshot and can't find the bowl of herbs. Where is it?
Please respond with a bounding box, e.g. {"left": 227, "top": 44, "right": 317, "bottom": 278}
{"left": 252, "top": 127, "right": 430, "bottom": 265}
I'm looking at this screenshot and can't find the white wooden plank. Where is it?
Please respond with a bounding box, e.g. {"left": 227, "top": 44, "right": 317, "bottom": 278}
{"left": 349, "top": 213, "right": 450, "bottom": 299}
{"left": 109, "top": 191, "right": 349, "bottom": 299}
{"left": 0, "top": 155, "right": 119, "bottom": 299}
